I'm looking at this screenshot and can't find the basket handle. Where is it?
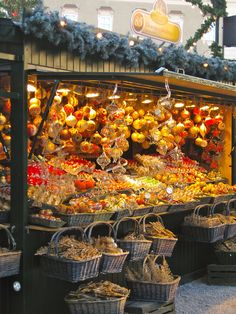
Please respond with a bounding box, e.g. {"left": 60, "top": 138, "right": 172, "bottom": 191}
{"left": 194, "top": 204, "right": 212, "bottom": 217}
{"left": 139, "top": 213, "right": 164, "bottom": 234}
{"left": 211, "top": 201, "right": 228, "bottom": 216}
{"left": 84, "top": 221, "right": 116, "bottom": 243}
{"left": 226, "top": 198, "right": 236, "bottom": 216}
{"left": 0, "top": 224, "right": 16, "bottom": 250}
{"left": 113, "top": 217, "right": 140, "bottom": 239}
{"left": 49, "top": 226, "right": 85, "bottom": 256}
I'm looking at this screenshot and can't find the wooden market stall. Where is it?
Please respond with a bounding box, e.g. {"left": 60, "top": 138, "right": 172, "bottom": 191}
{"left": 0, "top": 18, "right": 236, "bottom": 314}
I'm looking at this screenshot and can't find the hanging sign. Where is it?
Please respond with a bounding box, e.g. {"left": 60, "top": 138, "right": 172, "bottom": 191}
{"left": 131, "top": 0, "right": 181, "bottom": 43}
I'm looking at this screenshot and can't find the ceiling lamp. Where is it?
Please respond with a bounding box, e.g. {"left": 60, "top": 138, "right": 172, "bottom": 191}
{"left": 27, "top": 84, "right": 36, "bottom": 92}
{"left": 85, "top": 88, "right": 100, "bottom": 98}
{"left": 200, "top": 105, "right": 210, "bottom": 111}
{"left": 57, "top": 87, "right": 71, "bottom": 94}
{"left": 174, "top": 102, "right": 185, "bottom": 108}
{"left": 210, "top": 106, "right": 220, "bottom": 111}
{"left": 141, "top": 95, "right": 153, "bottom": 104}
{"left": 125, "top": 92, "right": 138, "bottom": 102}
{"left": 108, "top": 94, "right": 121, "bottom": 100}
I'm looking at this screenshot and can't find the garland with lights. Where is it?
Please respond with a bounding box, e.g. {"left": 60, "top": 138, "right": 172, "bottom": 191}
{"left": 185, "top": 0, "right": 227, "bottom": 53}
{"left": 21, "top": 8, "right": 236, "bottom": 83}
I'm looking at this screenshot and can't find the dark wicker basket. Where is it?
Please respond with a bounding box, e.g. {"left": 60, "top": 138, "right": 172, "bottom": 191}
{"left": 0, "top": 210, "right": 10, "bottom": 223}
{"left": 0, "top": 224, "right": 21, "bottom": 278}
{"left": 212, "top": 194, "right": 234, "bottom": 204}
{"left": 40, "top": 227, "right": 101, "bottom": 282}
{"left": 181, "top": 203, "right": 226, "bottom": 243}
{"left": 151, "top": 204, "right": 169, "bottom": 214}
{"left": 224, "top": 198, "right": 236, "bottom": 240}
{"left": 112, "top": 209, "right": 131, "bottom": 221}
{"left": 199, "top": 196, "right": 213, "bottom": 204}
{"left": 140, "top": 214, "right": 177, "bottom": 257}
{"left": 29, "top": 215, "right": 66, "bottom": 228}
{"left": 114, "top": 217, "right": 152, "bottom": 261}
{"left": 85, "top": 222, "right": 129, "bottom": 274}
{"left": 65, "top": 295, "right": 127, "bottom": 314}
{"left": 131, "top": 206, "right": 152, "bottom": 217}
{"left": 56, "top": 211, "right": 114, "bottom": 227}
{"left": 215, "top": 250, "right": 236, "bottom": 265}
{"left": 126, "top": 255, "right": 180, "bottom": 302}
{"left": 168, "top": 201, "right": 200, "bottom": 212}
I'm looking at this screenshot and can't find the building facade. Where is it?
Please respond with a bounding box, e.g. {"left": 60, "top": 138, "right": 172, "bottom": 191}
{"left": 43, "top": 0, "right": 236, "bottom": 58}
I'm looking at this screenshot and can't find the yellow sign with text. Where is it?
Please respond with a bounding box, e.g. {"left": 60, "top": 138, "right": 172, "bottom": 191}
{"left": 131, "top": 0, "right": 181, "bottom": 43}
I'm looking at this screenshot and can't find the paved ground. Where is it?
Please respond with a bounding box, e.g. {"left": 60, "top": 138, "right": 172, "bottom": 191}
{"left": 175, "top": 277, "right": 236, "bottom": 314}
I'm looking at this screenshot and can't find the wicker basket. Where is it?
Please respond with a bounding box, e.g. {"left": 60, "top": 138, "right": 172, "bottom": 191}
{"left": 40, "top": 226, "right": 101, "bottom": 282}
{"left": 85, "top": 222, "right": 129, "bottom": 274}
{"left": 56, "top": 211, "right": 114, "bottom": 227}
{"left": 0, "top": 224, "right": 21, "bottom": 278}
{"left": 112, "top": 209, "right": 131, "bottom": 221}
{"left": 151, "top": 204, "right": 169, "bottom": 214}
{"left": 212, "top": 194, "right": 234, "bottom": 204}
{"left": 181, "top": 203, "right": 226, "bottom": 243}
{"left": 140, "top": 214, "right": 177, "bottom": 257}
{"left": 199, "top": 196, "right": 213, "bottom": 204}
{"left": 131, "top": 206, "right": 152, "bottom": 217}
{"left": 168, "top": 203, "right": 186, "bottom": 213}
{"left": 114, "top": 217, "right": 152, "bottom": 261}
{"left": 29, "top": 215, "right": 66, "bottom": 228}
{"left": 224, "top": 198, "right": 236, "bottom": 240}
{"left": 0, "top": 210, "right": 10, "bottom": 223}
{"left": 127, "top": 256, "right": 180, "bottom": 302}
{"left": 65, "top": 295, "right": 127, "bottom": 314}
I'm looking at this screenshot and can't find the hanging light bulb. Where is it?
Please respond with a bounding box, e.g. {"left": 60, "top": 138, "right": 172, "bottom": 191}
{"left": 141, "top": 95, "right": 153, "bottom": 104}
{"left": 85, "top": 88, "right": 100, "bottom": 98}
{"left": 174, "top": 102, "right": 185, "bottom": 108}
{"left": 27, "top": 84, "right": 36, "bottom": 92}
{"left": 124, "top": 92, "right": 138, "bottom": 102}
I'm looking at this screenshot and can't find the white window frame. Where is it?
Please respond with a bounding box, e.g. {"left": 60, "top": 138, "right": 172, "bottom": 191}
{"left": 97, "top": 7, "right": 114, "bottom": 31}
{"left": 61, "top": 4, "right": 79, "bottom": 22}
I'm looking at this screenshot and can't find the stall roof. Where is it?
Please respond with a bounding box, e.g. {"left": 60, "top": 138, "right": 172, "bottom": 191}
{"left": 33, "top": 70, "right": 236, "bottom": 104}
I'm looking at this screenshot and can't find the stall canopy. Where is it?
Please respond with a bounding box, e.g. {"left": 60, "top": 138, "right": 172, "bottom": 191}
{"left": 33, "top": 70, "right": 236, "bottom": 104}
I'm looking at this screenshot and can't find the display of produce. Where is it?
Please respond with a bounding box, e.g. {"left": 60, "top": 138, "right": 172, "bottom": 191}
{"left": 145, "top": 221, "right": 176, "bottom": 239}
{"left": 93, "top": 236, "right": 124, "bottom": 254}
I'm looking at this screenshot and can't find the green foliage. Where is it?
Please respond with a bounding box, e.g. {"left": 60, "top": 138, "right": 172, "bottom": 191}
{"left": 21, "top": 8, "right": 236, "bottom": 83}
{"left": 185, "top": 0, "right": 227, "bottom": 56}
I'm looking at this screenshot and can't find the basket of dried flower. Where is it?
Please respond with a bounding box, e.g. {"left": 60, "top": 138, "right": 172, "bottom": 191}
{"left": 114, "top": 217, "right": 152, "bottom": 261}
{"left": 85, "top": 222, "right": 129, "bottom": 274}
{"left": 126, "top": 255, "right": 180, "bottom": 302}
{"left": 38, "top": 226, "right": 102, "bottom": 282}
{"left": 140, "top": 213, "right": 177, "bottom": 256}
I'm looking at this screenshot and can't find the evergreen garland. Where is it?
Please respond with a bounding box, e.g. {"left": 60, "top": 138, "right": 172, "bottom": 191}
{"left": 20, "top": 8, "right": 236, "bottom": 83}
{"left": 185, "top": 0, "right": 227, "bottom": 52}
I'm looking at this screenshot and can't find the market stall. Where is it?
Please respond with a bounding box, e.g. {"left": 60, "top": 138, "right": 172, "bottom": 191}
{"left": 1, "top": 18, "right": 236, "bottom": 314}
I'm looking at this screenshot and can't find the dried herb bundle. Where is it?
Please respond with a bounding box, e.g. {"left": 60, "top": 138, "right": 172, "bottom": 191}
{"left": 215, "top": 237, "right": 236, "bottom": 252}
{"left": 123, "top": 232, "right": 146, "bottom": 240}
{"left": 184, "top": 214, "right": 223, "bottom": 227}
{"left": 67, "top": 281, "right": 129, "bottom": 301}
{"left": 93, "top": 236, "right": 123, "bottom": 254}
{"left": 146, "top": 222, "right": 176, "bottom": 239}
{"left": 126, "top": 255, "right": 174, "bottom": 283}
{"left": 36, "top": 236, "right": 100, "bottom": 261}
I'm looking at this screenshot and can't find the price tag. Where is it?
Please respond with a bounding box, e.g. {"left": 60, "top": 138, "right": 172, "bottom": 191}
{"left": 166, "top": 186, "right": 173, "bottom": 194}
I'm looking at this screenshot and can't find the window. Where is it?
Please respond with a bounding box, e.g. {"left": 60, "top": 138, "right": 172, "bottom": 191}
{"left": 168, "top": 10, "right": 184, "bottom": 43}
{"left": 97, "top": 7, "right": 114, "bottom": 31}
{"left": 61, "top": 4, "right": 79, "bottom": 22}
